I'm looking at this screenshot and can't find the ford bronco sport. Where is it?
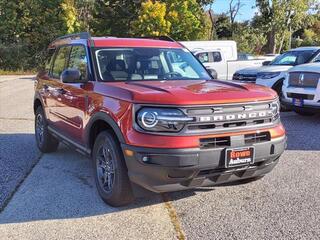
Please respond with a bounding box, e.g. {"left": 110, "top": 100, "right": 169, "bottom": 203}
{"left": 34, "top": 33, "right": 286, "bottom": 206}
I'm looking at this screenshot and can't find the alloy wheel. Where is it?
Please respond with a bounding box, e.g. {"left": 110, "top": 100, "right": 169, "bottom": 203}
{"left": 96, "top": 143, "right": 115, "bottom": 193}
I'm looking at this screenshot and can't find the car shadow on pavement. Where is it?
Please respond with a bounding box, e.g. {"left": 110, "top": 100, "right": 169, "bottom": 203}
{"left": 280, "top": 112, "right": 320, "bottom": 151}
{"left": 0, "top": 142, "right": 205, "bottom": 224}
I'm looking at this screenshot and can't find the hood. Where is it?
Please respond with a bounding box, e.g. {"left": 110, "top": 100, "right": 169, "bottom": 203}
{"left": 237, "top": 65, "right": 293, "bottom": 75}
{"left": 95, "top": 80, "right": 277, "bottom": 105}
{"left": 288, "top": 63, "right": 320, "bottom": 73}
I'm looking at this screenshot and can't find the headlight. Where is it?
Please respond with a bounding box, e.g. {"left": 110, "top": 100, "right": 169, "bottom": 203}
{"left": 271, "top": 99, "right": 280, "bottom": 121}
{"left": 136, "top": 107, "right": 193, "bottom": 132}
{"left": 257, "top": 72, "right": 281, "bottom": 79}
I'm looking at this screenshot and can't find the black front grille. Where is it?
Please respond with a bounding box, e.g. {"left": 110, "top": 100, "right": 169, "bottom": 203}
{"left": 287, "top": 92, "right": 314, "bottom": 100}
{"left": 233, "top": 73, "right": 257, "bottom": 82}
{"left": 289, "top": 72, "right": 320, "bottom": 88}
{"left": 200, "top": 137, "right": 230, "bottom": 149}
{"left": 244, "top": 132, "right": 271, "bottom": 144}
{"left": 200, "top": 132, "right": 270, "bottom": 149}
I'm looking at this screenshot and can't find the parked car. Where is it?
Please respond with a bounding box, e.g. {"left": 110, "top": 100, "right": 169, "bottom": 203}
{"left": 181, "top": 41, "right": 264, "bottom": 80}
{"left": 282, "top": 62, "right": 320, "bottom": 115}
{"left": 34, "top": 33, "right": 286, "bottom": 206}
{"left": 233, "top": 47, "right": 320, "bottom": 98}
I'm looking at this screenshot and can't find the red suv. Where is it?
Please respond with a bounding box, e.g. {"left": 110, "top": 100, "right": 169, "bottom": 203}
{"left": 34, "top": 33, "right": 286, "bottom": 206}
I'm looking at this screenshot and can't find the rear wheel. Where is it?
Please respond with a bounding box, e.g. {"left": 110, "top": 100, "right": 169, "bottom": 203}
{"left": 35, "top": 106, "right": 59, "bottom": 153}
{"left": 92, "top": 130, "right": 134, "bottom": 207}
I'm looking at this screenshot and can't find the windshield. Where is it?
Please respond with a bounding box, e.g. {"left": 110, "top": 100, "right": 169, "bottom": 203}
{"left": 270, "top": 50, "right": 316, "bottom": 66}
{"left": 95, "top": 48, "right": 212, "bottom": 81}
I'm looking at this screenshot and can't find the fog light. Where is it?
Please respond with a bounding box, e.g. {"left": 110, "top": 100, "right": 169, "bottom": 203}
{"left": 142, "top": 156, "right": 149, "bottom": 163}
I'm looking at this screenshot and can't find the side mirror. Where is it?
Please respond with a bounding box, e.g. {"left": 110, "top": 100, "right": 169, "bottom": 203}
{"left": 207, "top": 68, "right": 218, "bottom": 79}
{"left": 262, "top": 61, "right": 271, "bottom": 66}
{"left": 61, "top": 69, "right": 87, "bottom": 83}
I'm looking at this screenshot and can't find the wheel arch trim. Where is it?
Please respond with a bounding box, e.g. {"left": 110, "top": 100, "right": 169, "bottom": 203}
{"left": 84, "top": 111, "right": 126, "bottom": 149}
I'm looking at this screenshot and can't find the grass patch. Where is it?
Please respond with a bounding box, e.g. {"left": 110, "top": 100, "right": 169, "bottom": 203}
{"left": 0, "top": 69, "right": 36, "bottom": 75}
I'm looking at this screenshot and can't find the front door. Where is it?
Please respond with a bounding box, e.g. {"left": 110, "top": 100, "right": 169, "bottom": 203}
{"left": 49, "top": 45, "right": 89, "bottom": 143}
{"left": 56, "top": 45, "right": 90, "bottom": 142}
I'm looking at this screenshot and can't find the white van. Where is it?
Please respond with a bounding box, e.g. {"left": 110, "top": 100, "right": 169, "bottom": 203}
{"left": 180, "top": 41, "right": 264, "bottom": 80}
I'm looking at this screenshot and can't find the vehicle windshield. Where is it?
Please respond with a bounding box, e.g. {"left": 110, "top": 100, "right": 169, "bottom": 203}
{"left": 95, "top": 47, "right": 212, "bottom": 81}
{"left": 270, "top": 50, "right": 317, "bottom": 66}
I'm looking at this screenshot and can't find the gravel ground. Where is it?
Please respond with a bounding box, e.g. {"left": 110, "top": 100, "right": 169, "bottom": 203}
{"left": 0, "top": 75, "right": 40, "bottom": 210}
{"left": 0, "top": 76, "right": 319, "bottom": 240}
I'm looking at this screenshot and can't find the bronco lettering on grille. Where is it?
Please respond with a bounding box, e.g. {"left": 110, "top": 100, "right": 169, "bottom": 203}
{"left": 200, "top": 111, "right": 271, "bottom": 122}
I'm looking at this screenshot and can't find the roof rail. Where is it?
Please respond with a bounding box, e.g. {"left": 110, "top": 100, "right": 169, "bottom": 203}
{"left": 140, "top": 35, "right": 176, "bottom": 42}
{"left": 56, "top": 32, "right": 91, "bottom": 41}
{"left": 49, "top": 32, "right": 91, "bottom": 49}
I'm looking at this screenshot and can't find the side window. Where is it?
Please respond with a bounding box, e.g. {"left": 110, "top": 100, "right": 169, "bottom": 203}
{"left": 212, "top": 52, "right": 222, "bottom": 62}
{"left": 279, "top": 56, "right": 296, "bottom": 65}
{"left": 68, "top": 45, "right": 88, "bottom": 80}
{"left": 45, "top": 49, "right": 55, "bottom": 72}
{"left": 196, "top": 52, "right": 209, "bottom": 63}
{"left": 312, "top": 53, "right": 320, "bottom": 63}
{"left": 52, "top": 46, "right": 71, "bottom": 79}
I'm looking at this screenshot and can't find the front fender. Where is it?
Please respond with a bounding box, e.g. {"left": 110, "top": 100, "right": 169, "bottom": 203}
{"left": 84, "top": 111, "right": 126, "bottom": 148}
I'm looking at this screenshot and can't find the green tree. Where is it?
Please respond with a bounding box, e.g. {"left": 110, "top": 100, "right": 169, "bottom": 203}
{"left": 131, "top": 0, "right": 171, "bottom": 36}
{"left": 0, "top": 0, "right": 68, "bottom": 70}
{"left": 61, "top": 0, "right": 80, "bottom": 33}
{"left": 214, "top": 14, "right": 232, "bottom": 39}
{"left": 90, "top": 0, "right": 141, "bottom": 37}
{"left": 166, "top": 0, "right": 209, "bottom": 40}
{"left": 131, "top": 0, "right": 209, "bottom": 40}
{"left": 233, "top": 23, "right": 267, "bottom": 54}
{"left": 255, "top": 0, "right": 311, "bottom": 53}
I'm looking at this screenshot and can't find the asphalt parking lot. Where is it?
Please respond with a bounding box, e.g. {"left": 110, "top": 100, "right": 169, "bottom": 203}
{"left": 0, "top": 76, "right": 319, "bottom": 240}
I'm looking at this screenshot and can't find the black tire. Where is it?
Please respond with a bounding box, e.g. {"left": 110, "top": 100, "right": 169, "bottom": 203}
{"left": 273, "top": 80, "right": 289, "bottom": 112}
{"left": 92, "top": 130, "right": 134, "bottom": 207}
{"left": 293, "top": 109, "right": 315, "bottom": 116}
{"left": 35, "top": 106, "right": 59, "bottom": 153}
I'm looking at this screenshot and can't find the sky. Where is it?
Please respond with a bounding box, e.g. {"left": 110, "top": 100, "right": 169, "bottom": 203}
{"left": 210, "top": 0, "right": 258, "bottom": 22}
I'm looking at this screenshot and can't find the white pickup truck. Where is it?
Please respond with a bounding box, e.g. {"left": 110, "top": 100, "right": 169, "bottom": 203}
{"left": 180, "top": 41, "right": 265, "bottom": 80}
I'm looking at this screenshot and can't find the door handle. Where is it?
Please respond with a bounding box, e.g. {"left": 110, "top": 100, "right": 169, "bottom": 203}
{"left": 43, "top": 84, "right": 49, "bottom": 91}
{"left": 56, "top": 88, "right": 67, "bottom": 95}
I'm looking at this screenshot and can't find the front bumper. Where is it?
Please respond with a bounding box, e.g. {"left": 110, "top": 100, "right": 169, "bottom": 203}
{"left": 282, "top": 87, "right": 320, "bottom": 113}
{"left": 122, "top": 136, "right": 286, "bottom": 192}
{"left": 282, "top": 101, "right": 320, "bottom": 113}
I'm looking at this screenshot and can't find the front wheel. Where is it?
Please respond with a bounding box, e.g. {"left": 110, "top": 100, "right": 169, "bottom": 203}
{"left": 92, "top": 131, "right": 134, "bottom": 207}
{"left": 273, "top": 80, "right": 289, "bottom": 112}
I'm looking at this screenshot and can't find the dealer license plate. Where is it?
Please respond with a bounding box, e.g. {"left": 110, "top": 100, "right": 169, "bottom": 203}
{"left": 225, "top": 147, "right": 255, "bottom": 168}
{"left": 292, "top": 98, "right": 304, "bottom": 107}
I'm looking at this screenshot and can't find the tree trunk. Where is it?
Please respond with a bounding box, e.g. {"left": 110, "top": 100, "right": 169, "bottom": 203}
{"left": 266, "top": 29, "right": 276, "bottom": 54}
{"left": 278, "top": 33, "right": 286, "bottom": 53}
